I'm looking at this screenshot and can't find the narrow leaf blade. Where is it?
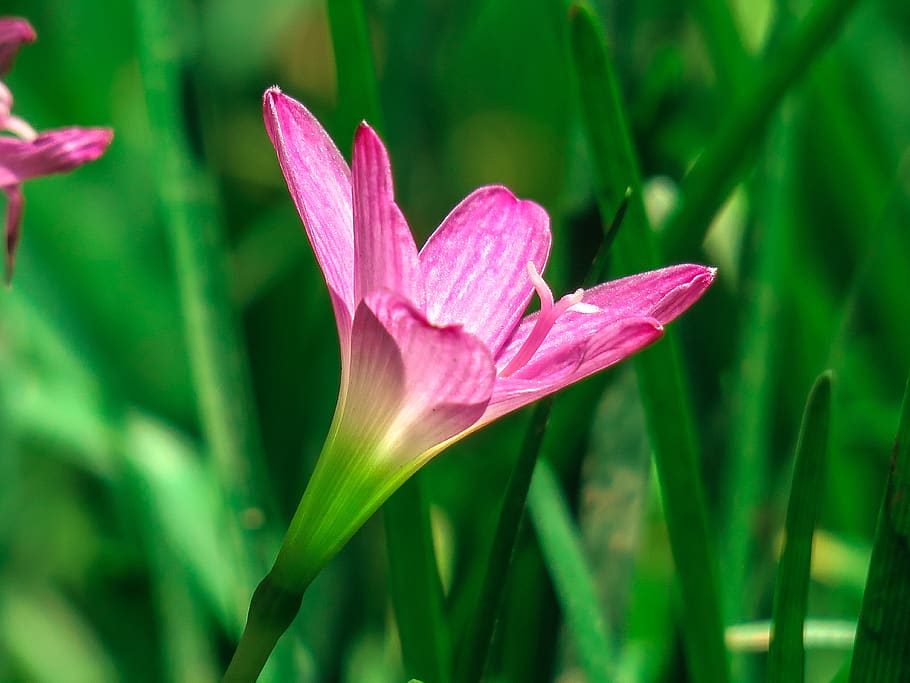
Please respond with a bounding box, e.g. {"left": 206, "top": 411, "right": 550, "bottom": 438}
{"left": 768, "top": 371, "right": 833, "bottom": 681}
{"left": 849, "top": 372, "right": 910, "bottom": 682}
{"left": 528, "top": 459, "right": 613, "bottom": 682}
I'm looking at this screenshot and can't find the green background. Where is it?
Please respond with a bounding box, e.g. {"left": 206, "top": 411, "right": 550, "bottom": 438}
{"left": 0, "top": 0, "right": 908, "bottom": 680}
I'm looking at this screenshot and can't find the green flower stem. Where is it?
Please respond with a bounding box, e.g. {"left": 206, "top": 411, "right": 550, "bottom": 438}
{"left": 768, "top": 372, "right": 832, "bottom": 682}
{"left": 224, "top": 430, "right": 396, "bottom": 680}
{"left": 222, "top": 574, "right": 306, "bottom": 683}
{"left": 570, "top": 6, "right": 729, "bottom": 683}
{"left": 662, "top": 0, "right": 862, "bottom": 259}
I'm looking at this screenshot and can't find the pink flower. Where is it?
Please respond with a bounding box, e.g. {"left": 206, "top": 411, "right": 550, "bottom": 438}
{"left": 0, "top": 17, "right": 112, "bottom": 283}
{"left": 262, "top": 87, "right": 715, "bottom": 583}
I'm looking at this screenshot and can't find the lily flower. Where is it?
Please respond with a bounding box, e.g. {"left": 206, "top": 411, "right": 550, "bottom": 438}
{"left": 262, "top": 86, "right": 715, "bottom": 587}
{"left": 0, "top": 17, "right": 112, "bottom": 283}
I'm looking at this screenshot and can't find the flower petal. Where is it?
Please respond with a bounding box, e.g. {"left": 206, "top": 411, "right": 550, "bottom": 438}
{"left": 0, "top": 18, "right": 35, "bottom": 75}
{"left": 477, "top": 317, "right": 665, "bottom": 427}
{"left": 419, "top": 186, "right": 551, "bottom": 356}
{"left": 352, "top": 123, "right": 423, "bottom": 308}
{"left": 342, "top": 290, "right": 495, "bottom": 464}
{"left": 263, "top": 87, "right": 355, "bottom": 341}
{"left": 0, "top": 127, "right": 112, "bottom": 186}
{"left": 494, "top": 263, "right": 716, "bottom": 372}
{"left": 3, "top": 184, "right": 23, "bottom": 284}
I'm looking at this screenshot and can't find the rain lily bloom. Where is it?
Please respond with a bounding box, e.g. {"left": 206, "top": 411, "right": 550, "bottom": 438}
{"left": 0, "top": 17, "right": 112, "bottom": 283}
{"left": 224, "top": 87, "right": 715, "bottom": 682}
{"left": 260, "top": 86, "right": 716, "bottom": 589}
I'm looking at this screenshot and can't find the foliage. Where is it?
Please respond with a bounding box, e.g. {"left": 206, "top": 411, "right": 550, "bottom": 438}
{"left": 1, "top": 0, "right": 908, "bottom": 681}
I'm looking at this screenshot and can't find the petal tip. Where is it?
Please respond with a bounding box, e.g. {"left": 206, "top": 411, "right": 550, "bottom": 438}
{"left": 353, "top": 120, "right": 380, "bottom": 146}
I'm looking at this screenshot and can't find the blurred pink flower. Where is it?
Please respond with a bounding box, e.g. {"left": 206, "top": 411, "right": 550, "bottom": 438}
{"left": 0, "top": 17, "right": 112, "bottom": 283}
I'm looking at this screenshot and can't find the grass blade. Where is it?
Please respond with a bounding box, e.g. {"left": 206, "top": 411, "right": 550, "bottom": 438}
{"left": 849, "top": 372, "right": 910, "bottom": 682}
{"left": 569, "top": 5, "right": 729, "bottom": 682}
{"left": 687, "top": 0, "right": 753, "bottom": 97}
{"left": 527, "top": 459, "right": 613, "bottom": 682}
{"left": 327, "top": 0, "right": 384, "bottom": 139}
{"left": 662, "top": 0, "right": 863, "bottom": 259}
{"left": 768, "top": 371, "right": 832, "bottom": 682}
{"left": 132, "top": 0, "right": 273, "bottom": 548}
{"left": 454, "top": 400, "right": 552, "bottom": 683}
{"left": 454, "top": 168, "right": 633, "bottom": 683}
{"left": 384, "top": 479, "right": 452, "bottom": 683}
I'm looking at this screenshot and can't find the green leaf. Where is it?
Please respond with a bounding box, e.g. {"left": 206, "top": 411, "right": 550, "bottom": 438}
{"left": 326, "top": 0, "right": 384, "bottom": 141}
{"left": 569, "top": 5, "right": 729, "bottom": 682}
{"left": 528, "top": 459, "right": 613, "bottom": 682}
{"left": 454, "top": 400, "right": 552, "bottom": 683}
{"left": 768, "top": 371, "right": 832, "bottom": 682}
{"left": 662, "top": 0, "right": 863, "bottom": 259}
{"left": 384, "top": 478, "right": 452, "bottom": 683}
{"left": 131, "top": 0, "right": 275, "bottom": 556}
{"left": 849, "top": 372, "right": 910, "bottom": 682}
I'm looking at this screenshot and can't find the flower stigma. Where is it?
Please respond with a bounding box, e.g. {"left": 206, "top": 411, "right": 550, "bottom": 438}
{"left": 499, "top": 261, "right": 599, "bottom": 377}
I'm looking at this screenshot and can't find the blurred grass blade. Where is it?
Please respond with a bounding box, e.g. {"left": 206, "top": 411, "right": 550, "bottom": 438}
{"left": 662, "top": 0, "right": 862, "bottom": 258}
{"left": 849, "top": 373, "right": 910, "bottom": 682}
{"left": 384, "top": 479, "right": 452, "bottom": 683}
{"left": 585, "top": 187, "right": 630, "bottom": 287}
{"left": 132, "top": 0, "right": 273, "bottom": 547}
{"left": 569, "top": 5, "right": 729, "bottom": 683}
{"left": 528, "top": 459, "right": 613, "bottom": 682}
{"left": 327, "top": 0, "right": 384, "bottom": 140}
{"left": 455, "top": 400, "right": 552, "bottom": 683}
{"left": 727, "top": 619, "right": 855, "bottom": 653}
{"left": 768, "top": 371, "right": 832, "bottom": 682}
{"left": 455, "top": 172, "right": 633, "bottom": 683}
{"left": 687, "top": 0, "right": 752, "bottom": 97}
{"left": 0, "top": 583, "right": 119, "bottom": 683}
{"left": 719, "top": 113, "right": 793, "bottom": 621}
{"left": 324, "top": 1, "right": 448, "bottom": 678}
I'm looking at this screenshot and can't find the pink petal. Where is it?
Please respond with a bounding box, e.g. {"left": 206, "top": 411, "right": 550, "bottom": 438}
{"left": 0, "top": 18, "right": 35, "bottom": 75}
{"left": 352, "top": 123, "right": 423, "bottom": 308}
{"left": 495, "top": 264, "right": 716, "bottom": 372}
{"left": 583, "top": 264, "right": 717, "bottom": 324}
{"left": 341, "top": 290, "right": 495, "bottom": 462}
{"left": 263, "top": 88, "right": 355, "bottom": 346}
{"left": 477, "top": 317, "right": 665, "bottom": 427}
{"left": 419, "top": 186, "right": 551, "bottom": 356}
{"left": 3, "top": 184, "right": 23, "bottom": 284}
{"left": 0, "top": 127, "right": 112, "bottom": 186}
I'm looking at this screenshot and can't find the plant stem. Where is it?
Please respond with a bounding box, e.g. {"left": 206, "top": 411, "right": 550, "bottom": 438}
{"left": 222, "top": 574, "right": 306, "bottom": 683}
